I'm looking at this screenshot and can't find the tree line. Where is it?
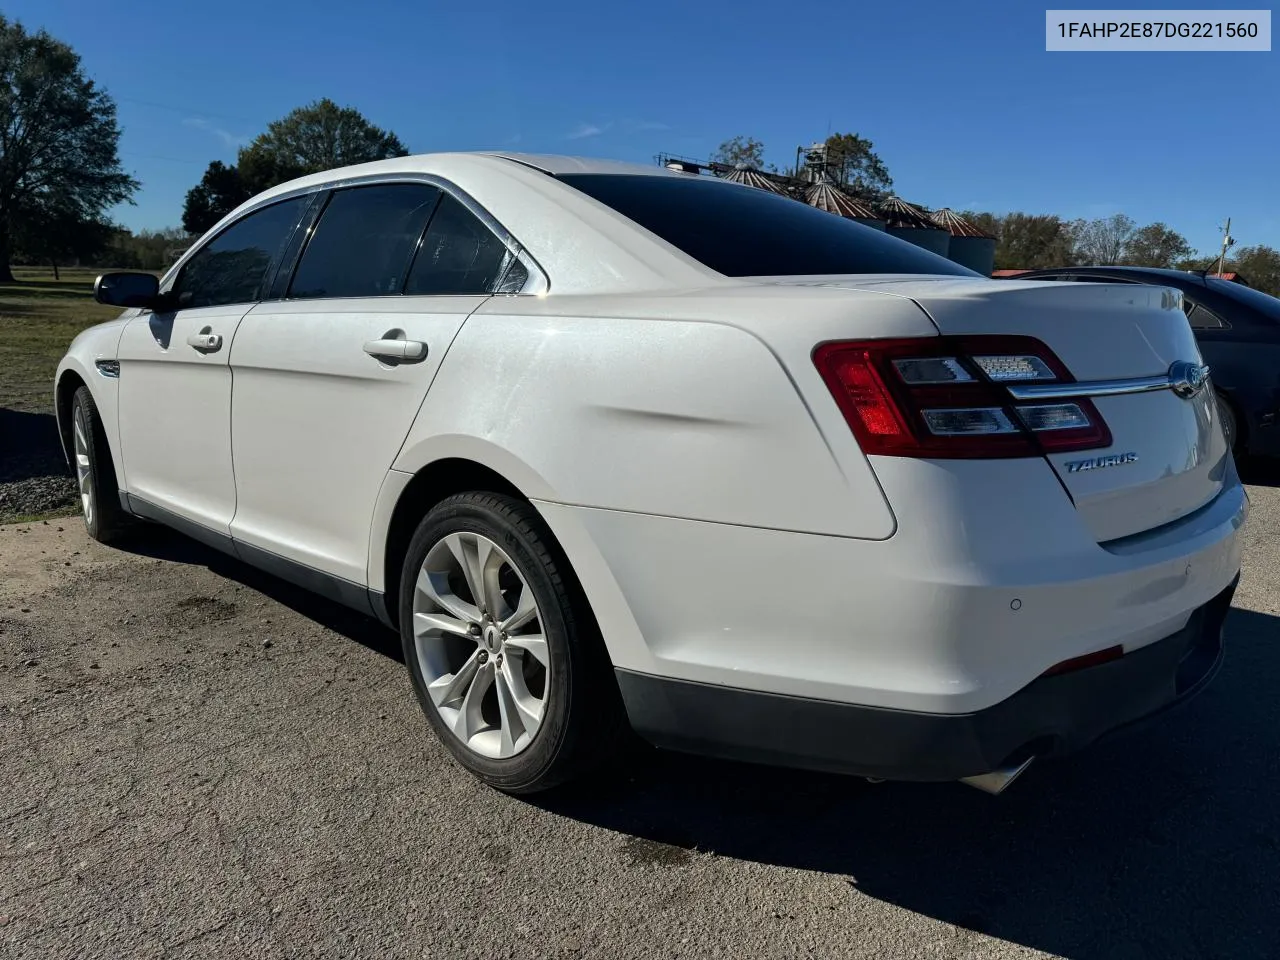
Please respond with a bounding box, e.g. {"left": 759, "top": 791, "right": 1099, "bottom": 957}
{"left": 2, "top": 15, "right": 1277, "bottom": 298}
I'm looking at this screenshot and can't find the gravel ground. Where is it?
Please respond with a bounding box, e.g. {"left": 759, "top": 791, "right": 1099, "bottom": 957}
{"left": 1, "top": 475, "right": 1278, "bottom": 960}
{"left": 0, "top": 409, "right": 76, "bottom": 523}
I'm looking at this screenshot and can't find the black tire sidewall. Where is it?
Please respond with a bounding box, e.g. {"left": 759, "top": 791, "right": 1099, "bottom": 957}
{"left": 398, "top": 494, "right": 581, "bottom": 792}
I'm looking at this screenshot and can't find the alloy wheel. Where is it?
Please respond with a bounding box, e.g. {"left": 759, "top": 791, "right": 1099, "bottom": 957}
{"left": 73, "top": 404, "right": 94, "bottom": 526}
{"left": 411, "top": 531, "right": 550, "bottom": 759}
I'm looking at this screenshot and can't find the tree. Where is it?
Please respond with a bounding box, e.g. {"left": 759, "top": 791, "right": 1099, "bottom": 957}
{"left": 711, "top": 135, "right": 768, "bottom": 170}
{"left": 238, "top": 98, "right": 407, "bottom": 183}
{"left": 1121, "top": 222, "right": 1192, "bottom": 268}
{"left": 823, "top": 132, "right": 892, "bottom": 199}
{"left": 1229, "top": 245, "right": 1280, "bottom": 297}
{"left": 182, "top": 161, "right": 251, "bottom": 235}
{"left": 993, "top": 213, "right": 1076, "bottom": 270}
{"left": 960, "top": 211, "right": 1003, "bottom": 241}
{"left": 182, "top": 99, "right": 408, "bottom": 236}
{"left": 0, "top": 16, "right": 138, "bottom": 281}
{"left": 11, "top": 202, "right": 113, "bottom": 279}
{"left": 1072, "top": 213, "right": 1136, "bottom": 265}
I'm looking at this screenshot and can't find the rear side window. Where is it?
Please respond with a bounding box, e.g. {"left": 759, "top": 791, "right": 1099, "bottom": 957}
{"left": 289, "top": 184, "right": 440, "bottom": 299}
{"left": 405, "top": 194, "right": 517, "bottom": 295}
{"left": 174, "top": 196, "right": 308, "bottom": 309}
{"left": 1184, "top": 299, "right": 1226, "bottom": 329}
{"left": 556, "top": 173, "right": 977, "bottom": 278}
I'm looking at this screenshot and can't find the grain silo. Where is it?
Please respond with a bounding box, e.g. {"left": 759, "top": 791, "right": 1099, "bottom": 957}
{"left": 878, "top": 196, "right": 950, "bottom": 257}
{"left": 804, "top": 178, "right": 886, "bottom": 230}
{"left": 931, "top": 208, "right": 996, "bottom": 275}
{"left": 718, "top": 164, "right": 789, "bottom": 195}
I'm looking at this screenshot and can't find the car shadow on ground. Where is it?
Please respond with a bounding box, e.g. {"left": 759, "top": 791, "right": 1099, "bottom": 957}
{"left": 120, "top": 526, "right": 405, "bottom": 664}
{"left": 0, "top": 408, "right": 67, "bottom": 483}
{"left": 117, "top": 528, "right": 1279, "bottom": 958}
{"left": 533, "top": 605, "right": 1280, "bottom": 959}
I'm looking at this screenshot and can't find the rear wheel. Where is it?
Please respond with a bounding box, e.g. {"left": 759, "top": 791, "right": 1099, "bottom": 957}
{"left": 71, "top": 386, "right": 131, "bottom": 544}
{"left": 398, "top": 492, "right": 624, "bottom": 794}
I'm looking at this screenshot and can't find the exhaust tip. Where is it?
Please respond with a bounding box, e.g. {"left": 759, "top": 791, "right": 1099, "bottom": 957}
{"left": 959, "top": 755, "right": 1035, "bottom": 795}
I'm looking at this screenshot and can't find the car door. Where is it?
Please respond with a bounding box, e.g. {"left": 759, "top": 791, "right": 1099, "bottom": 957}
{"left": 228, "top": 180, "right": 533, "bottom": 586}
{"left": 114, "top": 195, "right": 312, "bottom": 541}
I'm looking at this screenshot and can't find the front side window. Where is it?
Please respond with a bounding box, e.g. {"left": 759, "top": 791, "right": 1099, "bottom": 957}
{"left": 556, "top": 173, "right": 977, "bottom": 278}
{"left": 289, "top": 184, "right": 441, "bottom": 299}
{"left": 174, "top": 197, "right": 308, "bottom": 309}
{"left": 405, "top": 194, "right": 520, "bottom": 296}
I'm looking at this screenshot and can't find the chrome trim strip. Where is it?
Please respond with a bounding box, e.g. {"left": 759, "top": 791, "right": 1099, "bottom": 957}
{"left": 1006, "top": 376, "right": 1171, "bottom": 400}
{"left": 1006, "top": 362, "right": 1210, "bottom": 401}
{"left": 160, "top": 171, "right": 549, "bottom": 297}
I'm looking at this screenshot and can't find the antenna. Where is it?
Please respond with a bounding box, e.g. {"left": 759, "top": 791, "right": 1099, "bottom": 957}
{"left": 1214, "top": 217, "right": 1235, "bottom": 276}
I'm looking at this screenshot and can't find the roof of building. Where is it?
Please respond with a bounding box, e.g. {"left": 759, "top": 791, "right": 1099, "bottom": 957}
{"left": 930, "top": 208, "right": 995, "bottom": 239}
{"left": 804, "top": 179, "right": 881, "bottom": 220}
{"left": 877, "top": 195, "right": 942, "bottom": 230}
{"left": 717, "top": 165, "right": 788, "bottom": 194}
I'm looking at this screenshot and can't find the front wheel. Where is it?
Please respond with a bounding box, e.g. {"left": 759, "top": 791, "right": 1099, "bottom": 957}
{"left": 398, "top": 492, "right": 625, "bottom": 794}
{"left": 70, "top": 386, "right": 132, "bottom": 544}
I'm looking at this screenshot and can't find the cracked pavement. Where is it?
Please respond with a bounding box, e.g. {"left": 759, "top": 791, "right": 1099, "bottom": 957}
{"left": 2, "top": 472, "right": 1279, "bottom": 959}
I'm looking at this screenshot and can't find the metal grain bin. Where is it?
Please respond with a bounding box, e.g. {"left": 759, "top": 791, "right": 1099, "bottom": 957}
{"left": 719, "top": 164, "right": 788, "bottom": 195}
{"left": 804, "top": 178, "right": 886, "bottom": 230}
{"left": 930, "top": 208, "right": 997, "bottom": 275}
{"left": 878, "top": 196, "right": 950, "bottom": 257}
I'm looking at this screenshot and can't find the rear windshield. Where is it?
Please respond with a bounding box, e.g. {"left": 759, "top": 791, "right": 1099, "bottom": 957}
{"left": 1206, "top": 278, "right": 1280, "bottom": 323}
{"left": 556, "top": 173, "right": 977, "bottom": 279}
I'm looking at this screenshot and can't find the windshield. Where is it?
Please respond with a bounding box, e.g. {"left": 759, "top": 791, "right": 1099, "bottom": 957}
{"left": 1206, "top": 278, "right": 1280, "bottom": 322}
{"left": 556, "top": 173, "right": 978, "bottom": 279}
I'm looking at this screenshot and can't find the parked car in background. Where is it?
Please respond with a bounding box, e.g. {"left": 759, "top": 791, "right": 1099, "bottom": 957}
{"left": 56, "top": 154, "right": 1245, "bottom": 797}
{"left": 1007, "top": 266, "right": 1280, "bottom": 457}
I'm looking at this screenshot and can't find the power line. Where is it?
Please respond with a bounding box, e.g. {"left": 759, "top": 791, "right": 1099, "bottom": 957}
{"left": 116, "top": 95, "right": 261, "bottom": 126}
{"left": 120, "top": 152, "right": 209, "bottom": 165}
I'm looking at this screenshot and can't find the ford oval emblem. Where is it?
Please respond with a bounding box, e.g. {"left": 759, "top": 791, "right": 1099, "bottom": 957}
{"left": 1169, "top": 360, "right": 1209, "bottom": 399}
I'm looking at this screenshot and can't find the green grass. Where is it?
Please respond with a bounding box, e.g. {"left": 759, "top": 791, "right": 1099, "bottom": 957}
{"left": 0, "top": 266, "right": 133, "bottom": 414}
{"left": 0, "top": 507, "right": 79, "bottom": 526}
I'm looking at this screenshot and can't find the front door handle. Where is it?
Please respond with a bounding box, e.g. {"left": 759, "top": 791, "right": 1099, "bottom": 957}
{"left": 186, "top": 331, "right": 222, "bottom": 352}
{"left": 363, "top": 338, "right": 428, "bottom": 363}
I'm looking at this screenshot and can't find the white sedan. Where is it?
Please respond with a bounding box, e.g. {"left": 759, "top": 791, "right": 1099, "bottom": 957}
{"left": 56, "top": 153, "right": 1246, "bottom": 795}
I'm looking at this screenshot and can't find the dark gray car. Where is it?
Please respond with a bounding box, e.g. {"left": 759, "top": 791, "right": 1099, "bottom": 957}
{"left": 1008, "top": 266, "right": 1280, "bottom": 457}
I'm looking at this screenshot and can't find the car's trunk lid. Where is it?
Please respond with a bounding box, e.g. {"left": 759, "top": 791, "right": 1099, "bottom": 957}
{"left": 763, "top": 276, "right": 1230, "bottom": 542}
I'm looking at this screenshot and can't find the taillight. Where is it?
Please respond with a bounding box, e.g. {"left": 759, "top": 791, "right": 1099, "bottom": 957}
{"left": 813, "top": 335, "right": 1111, "bottom": 459}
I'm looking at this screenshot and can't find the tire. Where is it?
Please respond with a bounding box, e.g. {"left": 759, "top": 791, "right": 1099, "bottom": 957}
{"left": 1215, "top": 392, "right": 1239, "bottom": 454}
{"left": 70, "top": 386, "right": 132, "bottom": 545}
{"left": 398, "top": 492, "right": 625, "bottom": 794}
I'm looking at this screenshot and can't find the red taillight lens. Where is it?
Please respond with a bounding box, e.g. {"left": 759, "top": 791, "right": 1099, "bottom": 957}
{"left": 813, "top": 336, "right": 1111, "bottom": 459}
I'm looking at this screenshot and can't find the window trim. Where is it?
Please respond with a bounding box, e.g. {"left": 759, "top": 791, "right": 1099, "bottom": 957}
{"left": 163, "top": 193, "right": 317, "bottom": 310}
{"left": 160, "top": 172, "right": 549, "bottom": 300}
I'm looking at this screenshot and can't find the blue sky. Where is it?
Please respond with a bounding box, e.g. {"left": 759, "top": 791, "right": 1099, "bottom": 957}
{"left": 14, "top": 0, "right": 1280, "bottom": 254}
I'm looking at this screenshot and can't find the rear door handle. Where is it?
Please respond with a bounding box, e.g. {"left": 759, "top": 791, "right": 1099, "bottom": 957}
{"left": 363, "top": 338, "right": 428, "bottom": 363}
{"left": 186, "top": 332, "right": 222, "bottom": 352}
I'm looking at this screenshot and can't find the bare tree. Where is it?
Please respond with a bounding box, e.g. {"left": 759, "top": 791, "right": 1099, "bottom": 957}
{"left": 1072, "top": 214, "right": 1136, "bottom": 265}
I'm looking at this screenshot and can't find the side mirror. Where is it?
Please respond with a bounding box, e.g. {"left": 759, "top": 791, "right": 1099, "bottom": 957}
{"left": 94, "top": 272, "right": 162, "bottom": 309}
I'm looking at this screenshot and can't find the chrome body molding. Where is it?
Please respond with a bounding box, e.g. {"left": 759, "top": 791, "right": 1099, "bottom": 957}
{"left": 1006, "top": 362, "right": 1211, "bottom": 402}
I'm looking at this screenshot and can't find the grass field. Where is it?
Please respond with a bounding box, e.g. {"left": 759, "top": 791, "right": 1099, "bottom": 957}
{"left": 0, "top": 266, "right": 127, "bottom": 415}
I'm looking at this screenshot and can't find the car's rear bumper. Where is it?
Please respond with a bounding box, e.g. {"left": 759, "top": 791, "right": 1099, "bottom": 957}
{"left": 616, "top": 575, "right": 1237, "bottom": 782}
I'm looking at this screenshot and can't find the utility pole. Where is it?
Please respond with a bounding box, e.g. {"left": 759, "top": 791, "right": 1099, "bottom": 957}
{"left": 1214, "top": 218, "right": 1235, "bottom": 276}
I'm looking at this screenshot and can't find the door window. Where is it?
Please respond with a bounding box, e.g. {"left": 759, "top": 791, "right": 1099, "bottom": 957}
{"left": 405, "top": 194, "right": 520, "bottom": 296}
{"left": 173, "top": 197, "right": 309, "bottom": 309}
{"left": 288, "top": 184, "right": 441, "bottom": 299}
